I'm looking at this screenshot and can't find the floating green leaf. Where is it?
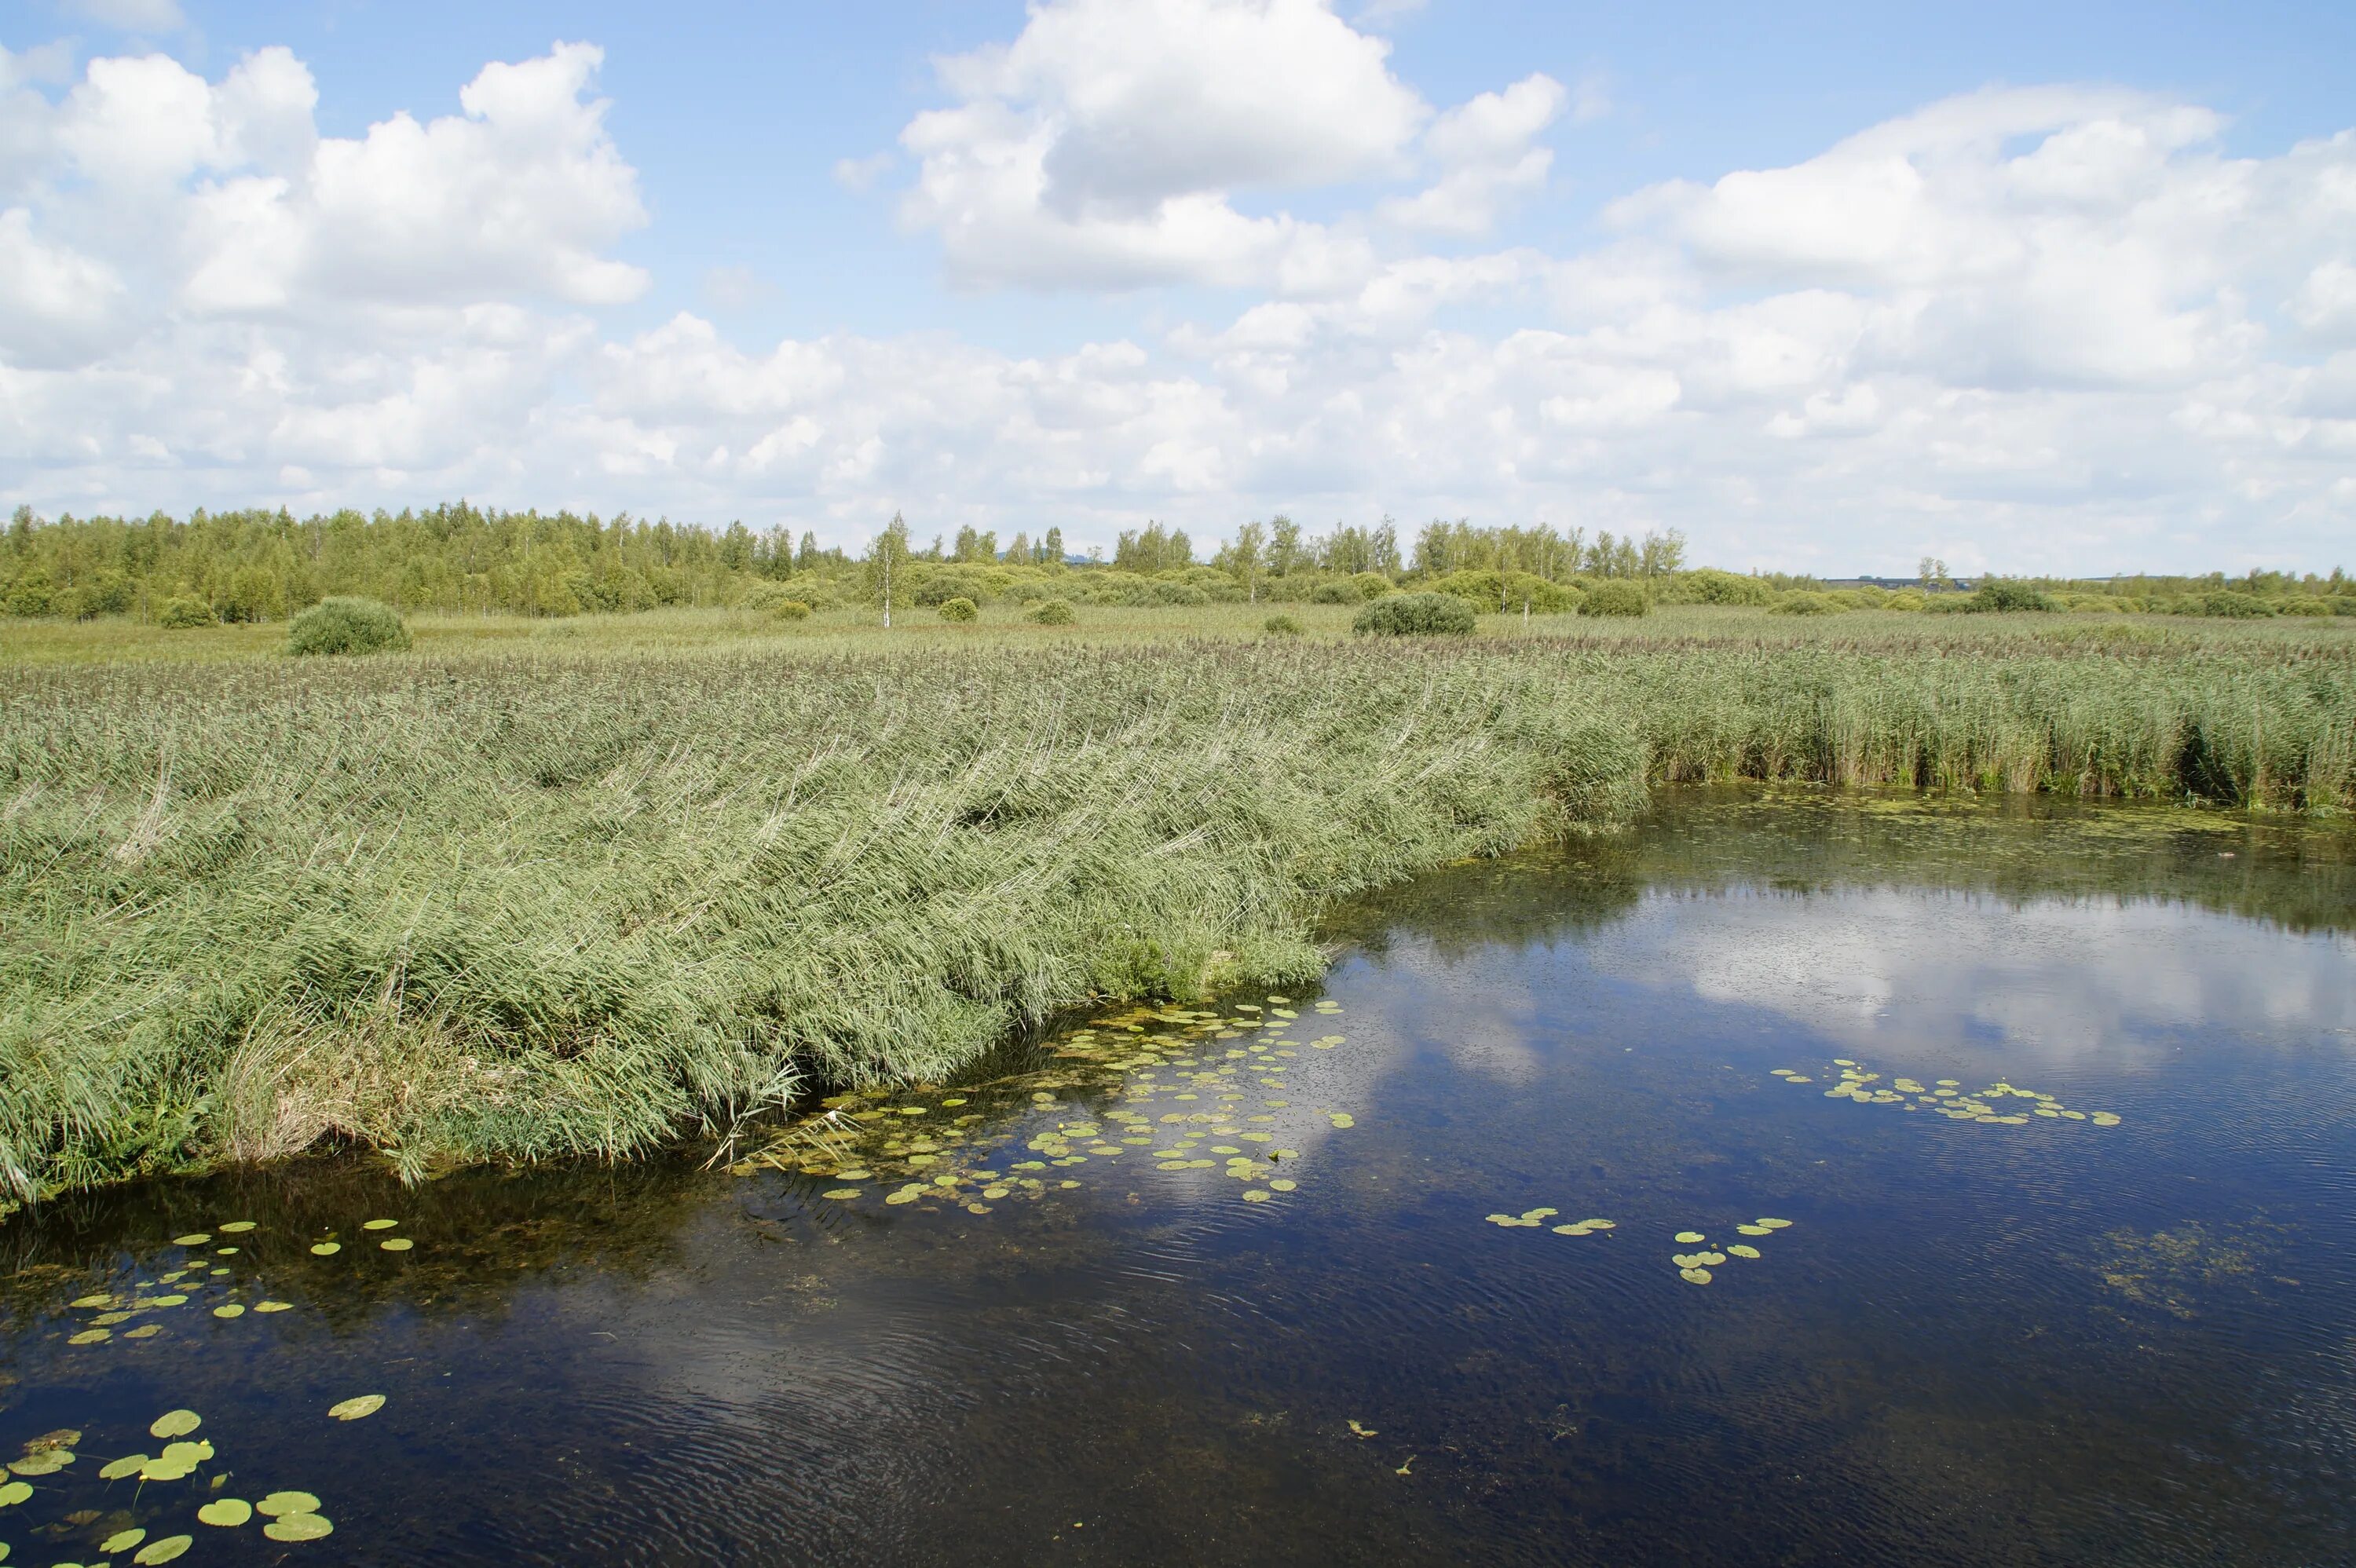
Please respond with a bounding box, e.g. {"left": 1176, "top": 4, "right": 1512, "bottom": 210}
{"left": 309, "top": 1243, "right": 340, "bottom": 1256}
{"left": 379, "top": 1238, "right": 414, "bottom": 1252}
{"left": 1679, "top": 1267, "right": 1713, "bottom": 1285}
{"left": 102, "top": 1527, "right": 147, "bottom": 1552}
{"left": 820, "top": 1188, "right": 862, "bottom": 1200}
{"left": 361, "top": 1219, "right": 397, "bottom": 1230}
{"left": 1674, "top": 1231, "right": 1705, "bottom": 1244}
{"left": 101, "top": 1454, "right": 149, "bottom": 1480}
{"left": 327, "top": 1394, "right": 384, "bottom": 1422}
{"left": 197, "top": 1497, "right": 253, "bottom": 1526}
{"left": 212, "top": 1304, "right": 245, "bottom": 1318}
{"left": 149, "top": 1411, "right": 202, "bottom": 1440}
{"left": 254, "top": 1301, "right": 293, "bottom": 1314}
{"left": 170, "top": 1234, "right": 210, "bottom": 1247}
{"left": 217, "top": 1221, "right": 257, "bottom": 1234}
{"left": 134, "top": 1535, "right": 194, "bottom": 1563}
{"left": 1726, "top": 1245, "right": 1762, "bottom": 1259}
{"left": 69, "top": 1293, "right": 114, "bottom": 1309}
{"left": 0, "top": 1479, "right": 30, "bottom": 1507}
{"left": 1755, "top": 1218, "right": 1793, "bottom": 1230}
{"left": 262, "top": 1514, "right": 335, "bottom": 1543}
{"left": 257, "top": 1491, "right": 321, "bottom": 1518}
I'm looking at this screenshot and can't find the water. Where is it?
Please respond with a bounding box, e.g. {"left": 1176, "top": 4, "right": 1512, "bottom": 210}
{"left": 5, "top": 790, "right": 2354, "bottom": 1566}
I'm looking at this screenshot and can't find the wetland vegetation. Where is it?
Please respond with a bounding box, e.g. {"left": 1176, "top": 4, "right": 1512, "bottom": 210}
{"left": 4, "top": 562, "right": 2353, "bottom": 1212}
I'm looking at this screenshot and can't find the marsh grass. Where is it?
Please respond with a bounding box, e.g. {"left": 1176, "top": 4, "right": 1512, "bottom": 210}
{"left": 2, "top": 608, "right": 2349, "bottom": 1205}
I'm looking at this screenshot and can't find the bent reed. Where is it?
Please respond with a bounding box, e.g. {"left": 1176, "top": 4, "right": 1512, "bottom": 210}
{"left": 4, "top": 626, "right": 2350, "bottom": 1208}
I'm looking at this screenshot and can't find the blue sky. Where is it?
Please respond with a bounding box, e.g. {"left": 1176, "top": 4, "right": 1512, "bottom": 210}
{"left": 4, "top": 0, "right": 2354, "bottom": 572}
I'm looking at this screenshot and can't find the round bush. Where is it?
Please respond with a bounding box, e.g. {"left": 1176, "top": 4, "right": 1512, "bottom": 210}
{"left": 1352, "top": 592, "right": 1475, "bottom": 637}
{"left": 1350, "top": 572, "right": 1394, "bottom": 601}
{"left": 2278, "top": 598, "right": 2331, "bottom": 617}
{"left": 1967, "top": 581, "right": 2058, "bottom": 612}
{"left": 1770, "top": 591, "right": 1842, "bottom": 616}
{"left": 157, "top": 594, "right": 218, "bottom": 629}
{"left": 1885, "top": 589, "right": 1926, "bottom": 611}
{"left": 1027, "top": 598, "right": 1075, "bottom": 625}
{"left": 1578, "top": 580, "right": 1651, "bottom": 618}
{"left": 2197, "top": 590, "right": 2273, "bottom": 619}
{"left": 286, "top": 596, "right": 410, "bottom": 655}
{"left": 1677, "top": 568, "right": 1772, "bottom": 606}
{"left": 1263, "top": 613, "right": 1304, "bottom": 636}
{"left": 772, "top": 599, "right": 813, "bottom": 621}
{"left": 938, "top": 597, "right": 979, "bottom": 623}
{"left": 1308, "top": 579, "right": 1357, "bottom": 605}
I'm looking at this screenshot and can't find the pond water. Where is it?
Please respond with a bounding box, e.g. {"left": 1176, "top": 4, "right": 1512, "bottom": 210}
{"left": 5, "top": 790, "right": 2354, "bottom": 1566}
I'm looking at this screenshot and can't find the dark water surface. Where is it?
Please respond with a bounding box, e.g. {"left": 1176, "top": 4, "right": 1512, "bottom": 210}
{"left": 5, "top": 791, "right": 2355, "bottom": 1566}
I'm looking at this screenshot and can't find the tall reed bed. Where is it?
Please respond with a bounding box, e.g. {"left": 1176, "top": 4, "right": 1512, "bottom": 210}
{"left": 2, "top": 631, "right": 2347, "bottom": 1204}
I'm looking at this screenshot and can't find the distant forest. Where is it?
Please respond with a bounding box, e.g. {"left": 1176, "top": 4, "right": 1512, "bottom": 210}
{"left": 2, "top": 501, "right": 2348, "bottom": 622}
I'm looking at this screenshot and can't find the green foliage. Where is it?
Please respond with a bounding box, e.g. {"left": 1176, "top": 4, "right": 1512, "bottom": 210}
{"left": 1353, "top": 592, "right": 1476, "bottom": 637}
{"left": 1578, "top": 580, "right": 1652, "bottom": 618}
{"left": 938, "top": 597, "right": 979, "bottom": 623}
{"left": 2195, "top": 590, "right": 2274, "bottom": 619}
{"left": 5, "top": 570, "right": 54, "bottom": 617}
{"left": 1350, "top": 572, "right": 1395, "bottom": 601}
{"left": 1966, "top": 581, "right": 2060, "bottom": 612}
{"left": 157, "top": 595, "right": 218, "bottom": 629}
{"left": 2279, "top": 598, "right": 2332, "bottom": 617}
{"left": 1771, "top": 591, "right": 1843, "bottom": 616}
{"left": 1027, "top": 598, "right": 1076, "bottom": 625}
{"left": 286, "top": 597, "right": 411, "bottom": 656}
{"left": 1263, "top": 613, "right": 1304, "bottom": 636}
{"left": 1673, "top": 568, "right": 1772, "bottom": 606}
{"left": 772, "top": 600, "right": 813, "bottom": 621}
{"left": 1886, "top": 590, "right": 1926, "bottom": 611}
{"left": 1309, "top": 579, "right": 1358, "bottom": 605}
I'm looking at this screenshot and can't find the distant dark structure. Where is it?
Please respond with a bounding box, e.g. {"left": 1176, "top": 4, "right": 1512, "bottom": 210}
{"left": 1824, "top": 575, "right": 1977, "bottom": 592}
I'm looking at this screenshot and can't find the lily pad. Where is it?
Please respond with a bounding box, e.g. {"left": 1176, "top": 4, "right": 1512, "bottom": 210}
{"left": 212, "top": 1304, "right": 245, "bottom": 1319}
{"left": 820, "top": 1188, "right": 862, "bottom": 1200}
{"left": 254, "top": 1301, "right": 294, "bottom": 1314}
{"left": 309, "top": 1243, "right": 341, "bottom": 1256}
{"left": 327, "top": 1394, "right": 385, "bottom": 1422}
{"left": 1241, "top": 1190, "right": 1271, "bottom": 1203}
{"left": 68, "top": 1329, "right": 111, "bottom": 1346}
{"left": 257, "top": 1491, "right": 321, "bottom": 1517}
{"left": 69, "top": 1293, "right": 115, "bottom": 1309}
{"left": 1755, "top": 1218, "right": 1794, "bottom": 1230}
{"left": 1679, "top": 1266, "right": 1713, "bottom": 1285}
{"left": 1674, "top": 1231, "right": 1705, "bottom": 1244}
{"left": 170, "top": 1234, "right": 210, "bottom": 1247}
{"left": 0, "top": 1478, "right": 31, "bottom": 1507}
{"left": 379, "top": 1238, "right": 414, "bottom": 1252}
{"left": 101, "top": 1454, "right": 150, "bottom": 1480}
{"left": 361, "top": 1219, "right": 398, "bottom": 1230}
{"left": 103, "top": 1527, "right": 148, "bottom": 1552}
{"left": 217, "top": 1221, "right": 257, "bottom": 1234}
{"left": 134, "top": 1535, "right": 194, "bottom": 1564}
{"left": 1727, "top": 1244, "right": 1762, "bottom": 1259}
{"left": 6, "top": 1451, "right": 69, "bottom": 1475}
{"left": 150, "top": 1410, "right": 203, "bottom": 1440}
{"left": 198, "top": 1497, "right": 253, "bottom": 1526}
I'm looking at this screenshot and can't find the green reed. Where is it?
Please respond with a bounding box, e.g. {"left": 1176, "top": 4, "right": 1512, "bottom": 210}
{"left": 2, "top": 620, "right": 2347, "bottom": 1206}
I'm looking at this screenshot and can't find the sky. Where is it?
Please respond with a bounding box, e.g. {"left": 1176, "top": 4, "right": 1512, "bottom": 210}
{"left": 2, "top": 1, "right": 2353, "bottom": 575}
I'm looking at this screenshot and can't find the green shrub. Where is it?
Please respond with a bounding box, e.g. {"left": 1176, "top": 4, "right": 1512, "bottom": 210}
{"left": 1353, "top": 592, "right": 1475, "bottom": 637}
{"left": 4, "top": 571, "right": 54, "bottom": 617}
{"left": 1886, "top": 589, "right": 1926, "bottom": 611}
{"left": 1966, "top": 581, "right": 2058, "bottom": 612}
{"left": 1674, "top": 568, "right": 1772, "bottom": 606}
{"left": 1351, "top": 572, "right": 1395, "bottom": 601}
{"left": 938, "top": 597, "right": 979, "bottom": 623}
{"left": 1771, "top": 591, "right": 1842, "bottom": 616}
{"left": 158, "top": 595, "right": 218, "bottom": 629}
{"left": 2332, "top": 598, "right": 2356, "bottom": 616}
{"left": 1028, "top": 598, "right": 1076, "bottom": 625}
{"left": 1578, "top": 581, "right": 1651, "bottom": 618}
{"left": 1309, "top": 579, "right": 1358, "bottom": 605}
{"left": 2197, "top": 590, "right": 2273, "bottom": 619}
{"left": 2277, "top": 598, "right": 2330, "bottom": 617}
{"left": 286, "top": 596, "right": 410, "bottom": 655}
{"left": 772, "top": 600, "right": 813, "bottom": 622}
{"left": 1263, "top": 613, "right": 1303, "bottom": 636}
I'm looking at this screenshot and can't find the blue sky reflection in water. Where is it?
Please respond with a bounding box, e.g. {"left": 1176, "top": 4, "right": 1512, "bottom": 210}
{"left": 2, "top": 791, "right": 2352, "bottom": 1566}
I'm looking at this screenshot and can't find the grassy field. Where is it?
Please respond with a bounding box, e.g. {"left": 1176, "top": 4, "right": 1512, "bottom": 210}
{"left": 3, "top": 604, "right": 2351, "bottom": 1208}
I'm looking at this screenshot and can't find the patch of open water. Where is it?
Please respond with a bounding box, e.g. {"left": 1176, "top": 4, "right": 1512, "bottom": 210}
{"left": 4, "top": 789, "right": 2353, "bottom": 1566}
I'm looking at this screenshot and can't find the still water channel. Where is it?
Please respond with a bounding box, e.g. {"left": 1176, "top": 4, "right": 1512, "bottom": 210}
{"left": 4, "top": 790, "right": 2354, "bottom": 1566}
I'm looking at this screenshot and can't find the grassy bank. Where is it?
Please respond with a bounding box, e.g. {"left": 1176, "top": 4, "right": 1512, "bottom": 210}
{"left": 3, "top": 612, "right": 2351, "bottom": 1208}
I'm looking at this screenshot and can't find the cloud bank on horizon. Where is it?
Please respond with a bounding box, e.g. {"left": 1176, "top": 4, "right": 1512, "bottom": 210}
{"left": 2, "top": 0, "right": 2352, "bottom": 575}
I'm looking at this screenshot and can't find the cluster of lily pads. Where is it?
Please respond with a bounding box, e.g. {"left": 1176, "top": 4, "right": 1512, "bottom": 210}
{"left": 746, "top": 995, "right": 1355, "bottom": 1213}
{"left": 1483, "top": 1208, "right": 1618, "bottom": 1237}
{"left": 53, "top": 1218, "right": 419, "bottom": 1353}
{"left": 1, "top": 1397, "right": 379, "bottom": 1562}
{"left": 1669, "top": 1218, "right": 1793, "bottom": 1285}
{"left": 1773, "top": 1060, "right": 2123, "bottom": 1127}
